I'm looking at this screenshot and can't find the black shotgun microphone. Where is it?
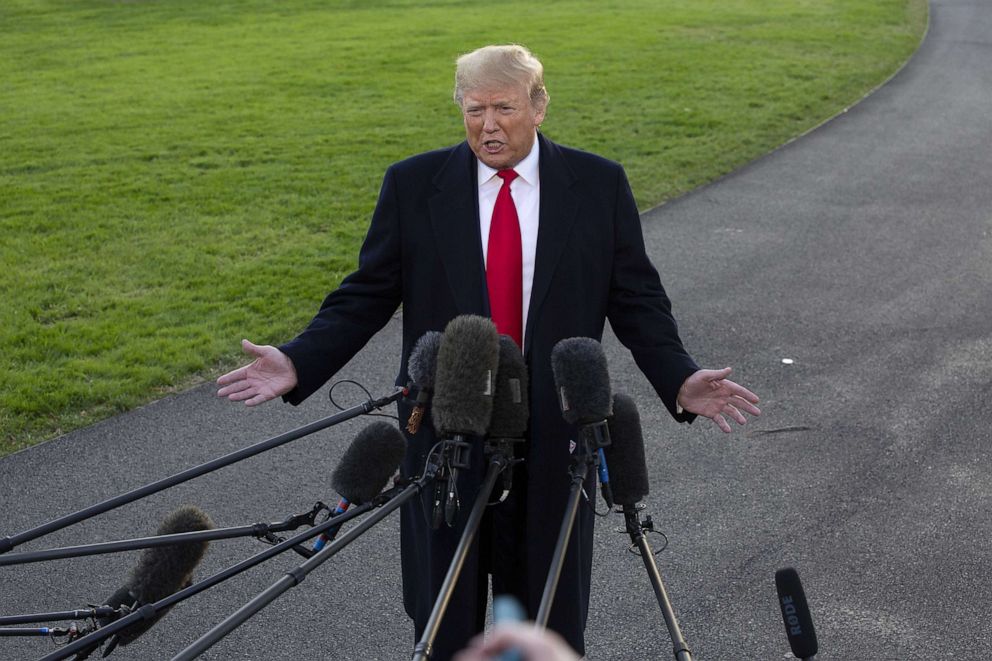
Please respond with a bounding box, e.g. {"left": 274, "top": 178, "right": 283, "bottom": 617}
{"left": 605, "top": 393, "right": 693, "bottom": 661}
{"left": 313, "top": 421, "right": 408, "bottom": 552}
{"left": 776, "top": 567, "right": 819, "bottom": 660}
{"left": 603, "top": 393, "right": 650, "bottom": 507}
{"left": 406, "top": 331, "right": 443, "bottom": 435}
{"left": 431, "top": 315, "right": 500, "bottom": 526}
{"left": 79, "top": 506, "right": 213, "bottom": 658}
{"left": 487, "top": 335, "right": 529, "bottom": 501}
{"left": 550, "top": 337, "right": 614, "bottom": 508}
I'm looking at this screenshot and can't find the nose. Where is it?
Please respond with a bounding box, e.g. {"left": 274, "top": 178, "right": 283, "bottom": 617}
{"left": 482, "top": 108, "right": 499, "bottom": 133}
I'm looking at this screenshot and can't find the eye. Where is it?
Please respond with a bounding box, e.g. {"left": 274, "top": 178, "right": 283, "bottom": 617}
{"left": 498, "top": 105, "right": 515, "bottom": 115}
{"left": 465, "top": 107, "right": 483, "bottom": 117}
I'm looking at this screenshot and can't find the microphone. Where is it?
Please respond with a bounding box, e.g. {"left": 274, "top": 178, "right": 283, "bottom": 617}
{"left": 81, "top": 505, "right": 213, "bottom": 658}
{"left": 603, "top": 393, "right": 650, "bottom": 507}
{"left": 406, "top": 331, "right": 443, "bottom": 434}
{"left": 605, "top": 393, "right": 693, "bottom": 661}
{"left": 312, "top": 421, "right": 407, "bottom": 552}
{"left": 550, "top": 337, "right": 614, "bottom": 508}
{"left": 487, "top": 335, "right": 529, "bottom": 501}
{"left": 775, "top": 567, "right": 819, "bottom": 660}
{"left": 431, "top": 315, "right": 500, "bottom": 526}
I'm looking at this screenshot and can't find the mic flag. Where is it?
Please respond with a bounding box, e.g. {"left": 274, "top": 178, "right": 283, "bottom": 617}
{"left": 775, "top": 567, "right": 819, "bottom": 659}
{"left": 406, "top": 331, "right": 443, "bottom": 434}
{"left": 604, "top": 393, "right": 650, "bottom": 507}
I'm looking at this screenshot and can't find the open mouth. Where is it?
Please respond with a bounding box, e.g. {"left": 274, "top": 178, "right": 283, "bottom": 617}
{"left": 483, "top": 140, "right": 504, "bottom": 152}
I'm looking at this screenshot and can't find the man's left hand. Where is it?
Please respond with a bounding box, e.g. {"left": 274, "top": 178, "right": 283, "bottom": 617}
{"left": 677, "top": 367, "right": 760, "bottom": 433}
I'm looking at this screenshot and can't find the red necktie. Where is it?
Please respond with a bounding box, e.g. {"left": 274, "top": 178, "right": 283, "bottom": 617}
{"left": 486, "top": 169, "right": 523, "bottom": 347}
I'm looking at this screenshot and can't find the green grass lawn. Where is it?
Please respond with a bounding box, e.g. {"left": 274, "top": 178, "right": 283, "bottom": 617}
{"left": 0, "top": 0, "right": 926, "bottom": 454}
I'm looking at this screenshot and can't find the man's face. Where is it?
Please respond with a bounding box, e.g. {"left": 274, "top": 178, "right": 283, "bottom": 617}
{"left": 461, "top": 84, "right": 545, "bottom": 170}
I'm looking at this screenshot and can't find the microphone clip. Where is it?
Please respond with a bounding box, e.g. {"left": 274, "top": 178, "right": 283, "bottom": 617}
{"left": 578, "top": 419, "right": 611, "bottom": 454}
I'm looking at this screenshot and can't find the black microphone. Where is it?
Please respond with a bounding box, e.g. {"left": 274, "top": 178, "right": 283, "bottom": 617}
{"left": 487, "top": 335, "right": 529, "bottom": 501}
{"left": 605, "top": 393, "right": 694, "bottom": 661}
{"left": 312, "top": 421, "right": 408, "bottom": 552}
{"left": 406, "top": 331, "right": 443, "bottom": 435}
{"left": 81, "top": 506, "right": 213, "bottom": 658}
{"left": 550, "top": 337, "right": 614, "bottom": 508}
{"left": 775, "top": 567, "right": 819, "bottom": 660}
{"left": 604, "top": 393, "right": 650, "bottom": 507}
{"left": 431, "top": 315, "right": 500, "bottom": 526}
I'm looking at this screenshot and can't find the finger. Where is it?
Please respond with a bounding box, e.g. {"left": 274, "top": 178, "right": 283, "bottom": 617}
{"left": 724, "top": 379, "right": 759, "bottom": 403}
{"left": 724, "top": 403, "right": 747, "bottom": 426}
{"left": 731, "top": 395, "right": 762, "bottom": 416}
{"left": 216, "top": 366, "right": 247, "bottom": 386}
{"left": 226, "top": 387, "right": 260, "bottom": 402}
{"left": 217, "top": 380, "right": 251, "bottom": 398}
{"left": 713, "top": 413, "right": 732, "bottom": 433}
{"left": 245, "top": 391, "right": 275, "bottom": 407}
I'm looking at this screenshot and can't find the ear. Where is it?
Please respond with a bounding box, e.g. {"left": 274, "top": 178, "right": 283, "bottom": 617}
{"left": 533, "top": 106, "right": 546, "bottom": 127}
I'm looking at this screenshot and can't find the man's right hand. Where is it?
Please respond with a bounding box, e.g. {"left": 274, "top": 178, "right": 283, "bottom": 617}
{"left": 216, "top": 339, "right": 298, "bottom": 406}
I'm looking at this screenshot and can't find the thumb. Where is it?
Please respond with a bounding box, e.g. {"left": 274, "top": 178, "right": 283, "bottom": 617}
{"left": 241, "top": 339, "right": 266, "bottom": 358}
{"left": 705, "top": 366, "right": 733, "bottom": 382}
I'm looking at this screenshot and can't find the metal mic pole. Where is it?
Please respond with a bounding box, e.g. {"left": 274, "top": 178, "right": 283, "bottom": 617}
{"left": 0, "top": 388, "right": 405, "bottom": 555}
{"left": 0, "top": 627, "right": 73, "bottom": 637}
{"left": 0, "top": 513, "right": 323, "bottom": 567}
{"left": 622, "top": 505, "right": 692, "bottom": 661}
{"left": 411, "top": 452, "right": 508, "bottom": 661}
{"left": 0, "top": 608, "right": 117, "bottom": 627}
{"left": 172, "top": 475, "right": 432, "bottom": 661}
{"left": 535, "top": 458, "right": 590, "bottom": 628}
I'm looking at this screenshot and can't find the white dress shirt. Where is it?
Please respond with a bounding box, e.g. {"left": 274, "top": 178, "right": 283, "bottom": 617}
{"left": 477, "top": 137, "right": 540, "bottom": 347}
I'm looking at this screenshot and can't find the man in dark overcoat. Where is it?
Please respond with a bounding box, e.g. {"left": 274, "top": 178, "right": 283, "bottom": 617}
{"left": 217, "top": 44, "right": 760, "bottom": 660}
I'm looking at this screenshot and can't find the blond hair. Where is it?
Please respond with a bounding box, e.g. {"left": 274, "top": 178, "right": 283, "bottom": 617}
{"left": 453, "top": 44, "right": 549, "bottom": 112}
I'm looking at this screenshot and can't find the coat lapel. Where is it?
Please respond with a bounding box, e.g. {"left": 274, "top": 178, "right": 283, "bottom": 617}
{"left": 525, "top": 134, "right": 579, "bottom": 354}
{"left": 428, "top": 142, "right": 489, "bottom": 316}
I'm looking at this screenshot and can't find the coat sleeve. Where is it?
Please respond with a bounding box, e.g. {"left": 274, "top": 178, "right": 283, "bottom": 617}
{"left": 278, "top": 166, "right": 404, "bottom": 405}
{"left": 606, "top": 166, "right": 699, "bottom": 422}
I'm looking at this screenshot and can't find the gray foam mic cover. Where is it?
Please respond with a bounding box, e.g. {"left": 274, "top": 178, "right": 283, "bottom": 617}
{"left": 408, "top": 330, "right": 443, "bottom": 391}
{"left": 431, "top": 315, "right": 500, "bottom": 436}
{"left": 488, "top": 335, "right": 529, "bottom": 439}
{"left": 550, "top": 337, "right": 612, "bottom": 424}
{"left": 331, "top": 421, "right": 407, "bottom": 504}
{"left": 119, "top": 505, "right": 214, "bottom": 644}
{"left": 604, "top": 393, "right": 650, "bottom": 506}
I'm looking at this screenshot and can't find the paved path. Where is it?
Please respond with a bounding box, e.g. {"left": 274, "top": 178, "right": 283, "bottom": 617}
{"left": 3, "top": 1, "right": 991, "bottom": 658}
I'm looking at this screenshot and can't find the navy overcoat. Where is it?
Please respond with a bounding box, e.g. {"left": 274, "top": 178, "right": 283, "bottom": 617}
{"left": 280, "top": 133, "right": 699, "bottom": 659}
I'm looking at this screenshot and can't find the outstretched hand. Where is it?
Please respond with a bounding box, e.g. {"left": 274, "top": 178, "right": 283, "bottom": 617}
{"left": 216, "top": 339, "right": 298, "bottom": 406}
{"left": 677, "top": 367, "right": 760, "bottom": 433}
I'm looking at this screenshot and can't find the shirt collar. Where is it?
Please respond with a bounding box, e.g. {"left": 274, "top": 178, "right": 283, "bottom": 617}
{"left": 476, "top": 134, "right": 540, "bottom": 188}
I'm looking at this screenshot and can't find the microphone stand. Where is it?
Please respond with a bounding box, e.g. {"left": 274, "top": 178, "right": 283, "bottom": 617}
{"left": 0, "top": 504, "right": 331, "bottom": 567}
{"left": 535, "top": 421, "right": 608, "bottom": 628}
{"left": 621, "top": 504, "right": 692, "bottom": 661}
{"left": 172, "top": 471, "right": 438, "bottom": 660}
{"left": 0, "top": 388, "right": 406, "bottom": 556}
{"left": 411, "top": 437, "right": 520, "bottom": 661}
{"left": 33, "top": 487, "right": 398, "bottom": 661}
